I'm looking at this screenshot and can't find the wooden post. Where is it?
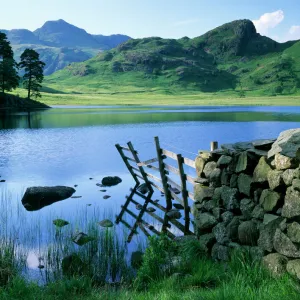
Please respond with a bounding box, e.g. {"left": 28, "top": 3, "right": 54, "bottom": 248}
{"left": 154, "top": 136, "right": 172, "bottom": 233}
{"left": 116, "top": 144, "right": 140, "bottom": 184}
{"left": 127, "top": 141, "right": 153, "bottom": 192}
{"left": 210, "top": 141, "right": 218, "bottom": 152}
{"left": 176, "top": 154, "right": 190, "bottom": 234}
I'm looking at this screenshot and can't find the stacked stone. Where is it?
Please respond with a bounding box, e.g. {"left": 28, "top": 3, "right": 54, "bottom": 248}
{"left": 193, "top": 128, "right": 300, "bottom": 278}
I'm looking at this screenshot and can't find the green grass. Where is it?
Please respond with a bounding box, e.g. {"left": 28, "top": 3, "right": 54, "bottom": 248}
{"left": 12, "top": 88, "right": 300, "bottom": 106}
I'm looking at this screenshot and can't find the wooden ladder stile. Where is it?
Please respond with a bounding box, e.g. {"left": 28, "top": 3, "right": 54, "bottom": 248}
{"left": 176, "top": 154, "right": 190, "bottom": 235}
{"left": 127, "top": 141, "right": 153, "bottom": 192}
{"left": 115, "top": 144, "right": 140, "bottom": 184}
{"left": 154, "top": 136, "right": 172, "bottom": 233}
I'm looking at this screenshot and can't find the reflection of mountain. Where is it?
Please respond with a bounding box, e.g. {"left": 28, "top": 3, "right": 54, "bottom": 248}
{"left": 2, "top": 108, "right": 300, "bottom": 130}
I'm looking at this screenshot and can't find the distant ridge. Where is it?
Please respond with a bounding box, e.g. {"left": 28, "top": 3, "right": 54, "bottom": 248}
{"left": 0, "top": 19, "right": 131, "bottom": 75}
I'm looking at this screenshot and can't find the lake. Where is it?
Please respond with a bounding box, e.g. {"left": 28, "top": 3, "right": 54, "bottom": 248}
{"left": 1, "top": 105, "right": 300, "bottom": 281}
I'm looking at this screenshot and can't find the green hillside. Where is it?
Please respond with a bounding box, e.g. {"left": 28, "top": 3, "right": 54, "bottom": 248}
{"left": 44, "top": 19, "right": 300, "bottom": 97}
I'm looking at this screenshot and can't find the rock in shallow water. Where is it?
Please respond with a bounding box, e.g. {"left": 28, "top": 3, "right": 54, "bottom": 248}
{"left": 101, "top": 176, "right": 122, "bottom": 187}
{"left": 99, "top": 219, "right": 114, "bottom": 228}
{"left": 21, "top": 186, "right": 76, "bottom": 211}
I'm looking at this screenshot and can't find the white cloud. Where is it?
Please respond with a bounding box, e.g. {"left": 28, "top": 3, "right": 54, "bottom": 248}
{"left": 287, "top": 25, "right": 300, "bottom": 40}
{"left": 253, "top": 10, "right": 284, "bottom": 35}
{"left": 173, "top": 19, "right": 199, "bottom": 27}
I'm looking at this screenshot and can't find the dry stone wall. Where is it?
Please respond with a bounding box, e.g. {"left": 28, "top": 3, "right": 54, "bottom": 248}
{"left": 193, "top": 128, "right": 300, "bottom": 277}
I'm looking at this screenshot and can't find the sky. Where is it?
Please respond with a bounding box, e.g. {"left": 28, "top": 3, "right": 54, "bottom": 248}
{"left": 1, "top": 0, "right": 300, "bottom": 42}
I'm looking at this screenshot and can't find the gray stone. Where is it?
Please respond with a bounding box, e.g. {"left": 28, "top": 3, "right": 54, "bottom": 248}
{"left": 209, "top": 168, "right": 221, "bottom": 186}
{"left": 287, "top": 222, "right": 300, "bottom": 243}
{"left": 195, "top": 156, "right": 207, "bottom": 177}
{"left": 212, "top": 207, "right": 222, "bottom": 220}
{"left": 198, "top": 233, "right": 216, "bottom": 252}
{"left": 252, "top": 139, "right": 275, "bottom": 150}
{"left": 294, "top": 168, "right": 300, "bottom": 179}
{"left": 263, "top": 214, "right": 280, "bottom": 225}
{"left": 136, "top": 204, "right": 143, "bottom": 210}
{"left": 221, "top": 169, "right": 231, "bottom": 185}
{"left": 274, "top": 229, "right": 300, "bottom": 258}
{"left": 263, "top": 253, "right": 288, "bottom": 277}
{"left": 292, "top": 179, "right": 300, "bottom": 191}
{"left": 238, "top": 221, "right": 259, "bottom": 246}
{"left": 217, "top": 155, "right": 232, "bottom": 167}
{"left": 166, "top": 209, "right": 182, "bottom": 219}
{"left": 282, "top": 169, "right": 296, "bottom": 186}
{"left": 103, "top": 195, "right": 111, "bottom": 199}
{"left": 212, "top": 187, "right": 222, "bottom": 206}
{"left": 230, "top": 174, "right": 238, "bottom": 188}
{"left": 258, "top": 217, "right": 284, "bottom": 252}
{"left": 268, "top": 128, "right": 300, "bottom": 159}
{"left": 102, "top": 176, "right": 122, "bottom": 186}
{"left": 233, "top": 141, "right": 254, "bottom": 151}
{"left": 259, "top": 189, "right": 281, "bottom": 212}
{"left": 237, "top": 173, "right": 252, "bottom": 197}
{"left": 221, "top": 186, "right": 240, "bottom": 211}
{"left": 213, "top": 223, "right": 229, "bottom": 244}
{"left": 194, "top": 184, "right": 214, "bottom": 203}
{"left": 203, "top": 200, "right": 215, "bottom": 212}
{"left": 274, "top": 153, "right": 297, "bottom": 170}
{"left": 286, "top": 260, "right": 300, "bottom": 280}
{"left": 203, "top": 161, "right": 217, "bottom": 178}
{"left": 226, "top": 217, "right": 240, "bottom": 241}
{"left": 267, "top": 170, "right": 284, "bottom": 190}
{"left": 236, "top": 151, "right": 255, "bottom": 173}
{"left": 282, "top": 188, "right": 300, "bottom": 218}
{"left": 98, "top": 219, "right": 113, "bottom": 228}
{"left": 21, "top": 186, "right": 76, "bottom": 211}
{"left": 253, "top": 157, "right": 272, "bottom": 184}
{"left": 221, "top": 211, "right": 234, "bottom": 225}
{"left": 131, "top": 251, "right": 144, "bottom": 269}
{"left": 194, "top": 213, "right": 217, "bottom": 230}
{"left": 252, "top": 205, "right": 264, "bottom": 219}
{"left": 247, "top": 148, "right": 268, "bottom": 157}
{"left": 240, "top": 198, "right": 255, "bottom": 220}
{"left": 211, "top": 243, "right": 229, "bottom": 261}
{"left": 254, "top": 188, "right": 263, "bottom": 203}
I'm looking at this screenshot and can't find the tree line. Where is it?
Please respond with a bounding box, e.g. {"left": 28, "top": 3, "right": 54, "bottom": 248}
{"left": 0, "top": 32, "right": 45, "bottom": 100}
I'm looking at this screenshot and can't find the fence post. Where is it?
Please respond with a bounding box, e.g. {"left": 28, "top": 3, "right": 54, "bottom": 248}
{"left": 154, "top": 136, "right": 172, "bottom": 232}
{"left": 176, "top": 154, "right": 190, "bottom": 234}
{"left": 210, "top": 141, "right": 218, "bottom": 151}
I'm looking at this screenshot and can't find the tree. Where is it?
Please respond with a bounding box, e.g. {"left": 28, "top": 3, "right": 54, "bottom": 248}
{"left": 0, "top": 33, "right": 19, "bottom": 94}
{"left": 19, "top": 49, "right": 45, "bottom": 99}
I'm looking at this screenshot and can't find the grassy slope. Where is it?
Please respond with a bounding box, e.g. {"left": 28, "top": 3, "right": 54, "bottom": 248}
{"left": 39, "top": 19, "right": 300, "bottom": 106}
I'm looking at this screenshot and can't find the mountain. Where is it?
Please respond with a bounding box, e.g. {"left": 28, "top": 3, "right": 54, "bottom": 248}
{"left": 0, "top": 19, "right": 131, "bottom": 75}
{"left": 45, "top": 19, "right": 300, "bottom": 96}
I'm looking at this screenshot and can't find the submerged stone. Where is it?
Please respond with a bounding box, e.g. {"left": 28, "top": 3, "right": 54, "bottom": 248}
{"left": 72, "top": 232, "right": 95, "bottom": 246}
{"left": 98, "top": 219, "right": 114, "bottom": 228}
{"left": 53, "top": 219, "right": 69, "bottom": 228}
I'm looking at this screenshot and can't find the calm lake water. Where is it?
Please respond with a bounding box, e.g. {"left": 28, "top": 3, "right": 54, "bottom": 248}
{"left": 1, "top": 105, "right": 300, "bottom": 279}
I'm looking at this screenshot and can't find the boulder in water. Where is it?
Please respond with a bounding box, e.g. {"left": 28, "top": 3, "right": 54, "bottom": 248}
{"left": 21, "top": 186, "right": 75, "bottom": 211}
{"left": 101, "top": 176, "right": 122, "bottom": 187}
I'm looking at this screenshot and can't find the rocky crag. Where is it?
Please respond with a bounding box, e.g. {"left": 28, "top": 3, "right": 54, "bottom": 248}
{"left": 193, "top": 128, "right": 300, "bottom": 278}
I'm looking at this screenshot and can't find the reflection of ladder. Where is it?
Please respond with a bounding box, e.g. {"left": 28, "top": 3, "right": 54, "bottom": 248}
{"left": 116, "top": 186, "right": 195, "bottom": 242}
{"left": 115, "top": 137, "right": 197, "bottom": 238}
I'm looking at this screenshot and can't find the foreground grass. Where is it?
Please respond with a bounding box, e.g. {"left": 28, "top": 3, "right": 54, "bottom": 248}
{"left": 12, "top": 88, "right": 300, "bottom": 106}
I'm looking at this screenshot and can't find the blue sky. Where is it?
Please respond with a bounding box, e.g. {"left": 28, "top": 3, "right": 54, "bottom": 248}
{"left": 2, "top": 0, "right": 300, "bottom": 42}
